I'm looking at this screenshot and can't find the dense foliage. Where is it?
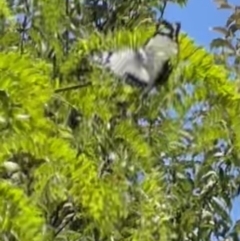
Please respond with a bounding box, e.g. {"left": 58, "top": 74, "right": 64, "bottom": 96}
{"left": 0, "top": 0, "right": 240, "bottom": 241}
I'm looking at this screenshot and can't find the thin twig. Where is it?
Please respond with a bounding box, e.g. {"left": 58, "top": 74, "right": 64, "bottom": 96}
{"left": 54, "top": 82, "right": 92, "bottom": 93}
{"left": 20, "top": 15, "right": 28, "bottom": 54}
{"left": 159, "top": 0, "right": 168, "bottom": 20}
{"left": 65, "top": 0, "right": 70, "bottom": 55}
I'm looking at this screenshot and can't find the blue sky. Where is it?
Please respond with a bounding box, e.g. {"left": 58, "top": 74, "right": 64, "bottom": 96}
{"left": 164, "top": 0, "right": 240, "bottom": 227}
{"left": 165, "top": 0, "right": 235, "bottom": 47}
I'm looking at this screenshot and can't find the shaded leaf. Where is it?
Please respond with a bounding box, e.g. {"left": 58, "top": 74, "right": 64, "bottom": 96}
{"left": 210, "top": 38, "right": 235, "bottom": 51}
{"left": 211, "top": 26, "right": 229, "bottom": 36}
{"left": 214, "top": 0, "right": 234, "bottom": 9}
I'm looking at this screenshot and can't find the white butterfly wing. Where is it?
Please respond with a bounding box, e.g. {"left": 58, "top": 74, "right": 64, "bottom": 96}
{"left": 143, "top": 34, "right": 178, "bottom": 81}
{"left": 100, "top": 49, "right": 151, "bottom": 85}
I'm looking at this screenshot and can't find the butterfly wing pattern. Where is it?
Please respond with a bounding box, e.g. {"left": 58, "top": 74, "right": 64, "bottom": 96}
{"left": 91, "top": 19, "right": 181, "bottom": 94}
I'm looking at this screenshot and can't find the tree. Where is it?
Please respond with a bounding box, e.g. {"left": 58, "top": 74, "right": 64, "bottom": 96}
{"left": 0, "top": 0, "right": 240, "bottom": 241}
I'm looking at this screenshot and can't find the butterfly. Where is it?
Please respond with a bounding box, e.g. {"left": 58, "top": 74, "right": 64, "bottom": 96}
{"left": 92, "top": 19, "right": 181, "bottom": 95}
